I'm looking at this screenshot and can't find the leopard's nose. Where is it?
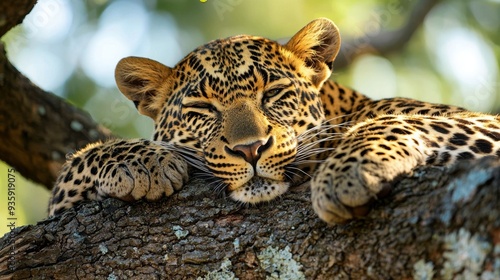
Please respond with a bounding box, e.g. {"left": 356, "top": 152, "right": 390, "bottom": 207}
{"left": 226, "top": 137, "right": 273, "bottom": 166}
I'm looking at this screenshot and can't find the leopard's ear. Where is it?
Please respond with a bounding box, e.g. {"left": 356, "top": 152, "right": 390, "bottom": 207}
{"left": 115, "top": 56, "right": 173, "bottom": 119}
{"left": 285, "top": 18, "right": 341, "bottom": 86}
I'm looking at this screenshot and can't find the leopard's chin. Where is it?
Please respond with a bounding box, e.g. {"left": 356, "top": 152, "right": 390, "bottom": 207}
{"left": 229, "top": 177, "right": 289, "bottom": 203}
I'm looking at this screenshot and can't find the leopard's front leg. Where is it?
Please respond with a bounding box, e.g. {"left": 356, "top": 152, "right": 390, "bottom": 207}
{"left": 48, "top": 139, "right": 188, "bottom": 216}
{"left": 311, "top": 114, "right": 500, "bottom": 224}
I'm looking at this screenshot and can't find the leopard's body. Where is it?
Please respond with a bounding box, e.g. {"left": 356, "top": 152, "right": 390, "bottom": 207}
{"left": 49, "top": 19, "right": 500, "bottom": 224}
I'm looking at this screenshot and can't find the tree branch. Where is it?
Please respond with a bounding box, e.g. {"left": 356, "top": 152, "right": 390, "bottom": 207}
{"left": 1, "top": 158, "right": 499, "bottom": 279}
{"left": 0, "top": 45, "right": 113, "bottom": 188}
{"left": 0, "top": 0, "right": 36, "bottom": 36}
{"left": 0, "top": 1, "right": 113, "bottom": 188}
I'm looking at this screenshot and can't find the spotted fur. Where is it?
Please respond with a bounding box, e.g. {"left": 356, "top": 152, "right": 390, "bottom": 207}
{"left": 48, "top": 19, "right": 500, "bottom": 224}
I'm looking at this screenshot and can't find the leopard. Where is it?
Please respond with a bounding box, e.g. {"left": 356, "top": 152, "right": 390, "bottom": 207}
{"left": 48, "top": 18, "right": 500, "bottom": 224}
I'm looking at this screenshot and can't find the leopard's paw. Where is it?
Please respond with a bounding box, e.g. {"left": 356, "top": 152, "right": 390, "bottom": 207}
{"left": 98, "top": 141, "right": 188, "bottom": 201}
{"left": 48, "top": 139, "right": 188, "bottom": 217}
{"left": 311, "top": 148, "right": 421, "bottom": 224}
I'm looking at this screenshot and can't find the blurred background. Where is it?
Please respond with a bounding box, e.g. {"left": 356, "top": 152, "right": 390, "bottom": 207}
{"left": 0, "top": 0, "right": 499, "bottom": 236}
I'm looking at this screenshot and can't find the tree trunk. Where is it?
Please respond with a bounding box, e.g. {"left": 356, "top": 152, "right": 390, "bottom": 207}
{"left": 1, "top": 158, "right": 499, "bottom": 279}
{"left": 0, "top": 0, "right": 36, "bottom": 36}
{"left": 0, "top": 45, "right": 113, "bottom": 187}
{"left": 0, "top": 0, "right": 113, "bottom": 188}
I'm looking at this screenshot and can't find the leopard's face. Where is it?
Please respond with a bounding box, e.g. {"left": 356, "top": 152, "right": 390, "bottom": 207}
{"left": 114, "top": 19, "right": 341, "bottom": 203}
{"left": 159, "top": 37, "right": 327, "bottom": 201}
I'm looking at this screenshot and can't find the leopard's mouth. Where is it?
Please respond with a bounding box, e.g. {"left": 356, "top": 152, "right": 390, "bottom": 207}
{"left": 229, "top": 176, "right": 290, "bottom": 203}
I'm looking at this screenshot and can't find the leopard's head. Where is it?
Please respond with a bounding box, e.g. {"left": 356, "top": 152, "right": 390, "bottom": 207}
{"left": 114, "top": 18, "right": 341, "bottom": 203}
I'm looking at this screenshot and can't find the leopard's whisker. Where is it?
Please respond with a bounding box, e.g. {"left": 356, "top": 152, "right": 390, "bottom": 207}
{"left": 296, "top": 137, "right": 340, "bottom": 157}
{"left": 285, "top": 165, "right": 312, "bottom": 179}
{"left": 213, "top": 181, "right": 228, "bottom": 195}
{"left": 192, "top": 172, "right": 215, "bottom": 180}
{"left": 293, "top": 159, "right": 326, "bottom": 165}
{"left": 297, "top": 130, "right": 343, "bottom": 144}
{"left": 296, "top": 134, "right": 340, "bottom": 151}
{"left": 283, "top": 172, "right": 294, "bottom": 181}
{"left": 296, "top": 145, "right": 336, "bottom": 157}
{"left": 295, "top": 149, "right": 336, "bottom": 161}
{"left": 324, "top": 113, "right": 355, "bottom": 123}
{"left": 296, "top": 123, "right": 346, "bottom": 141}
{"left": 173, "top": 147, "right": 212, "bottom": 174}
{"left": 296, "top": 121, "right": 349, "bottom": 140}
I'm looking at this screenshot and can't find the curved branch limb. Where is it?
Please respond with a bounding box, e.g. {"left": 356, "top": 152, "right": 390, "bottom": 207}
{"left": 0, "top": 158, "right": 498, "bottom": 279}
{"left": 0, "top": 0, "right": 113, "bottom": 188}
{"left": 0, "top": 45, "right": 113, "bottom": 188}
{"left": 0, "top": 0, "right": 36, "bottom": 36}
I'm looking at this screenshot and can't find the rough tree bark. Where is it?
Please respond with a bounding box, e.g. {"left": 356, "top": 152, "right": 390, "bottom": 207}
{"left": 2, "top": 1, "right": 499, "bottom": 279}
{"left": 0, "top": 0, "right": 36, "bottom": 36}
{"left": 0, "top": 158, "right": 499, "bottom": 279}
